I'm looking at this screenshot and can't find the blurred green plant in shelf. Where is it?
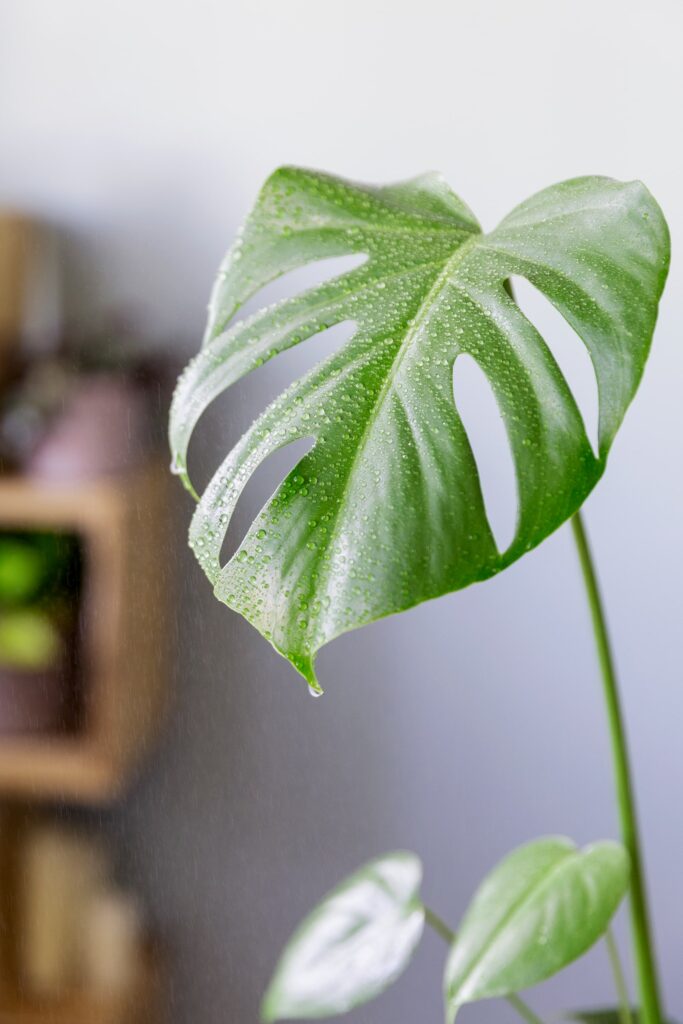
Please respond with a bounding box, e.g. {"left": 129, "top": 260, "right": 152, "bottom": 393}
{"left": 0, "top": 531, "right": 81, "bottom": 672}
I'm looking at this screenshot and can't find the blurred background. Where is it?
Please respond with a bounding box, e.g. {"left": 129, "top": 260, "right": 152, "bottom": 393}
{"left": 0, "top": 1, "right": 681, "bottom": 1022}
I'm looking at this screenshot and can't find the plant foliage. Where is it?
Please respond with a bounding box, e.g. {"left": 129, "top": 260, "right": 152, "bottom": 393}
{"left": 170, "top": 168, "right": 668, "bottom": 689}
{"left": 261, "top": 852, "right": 424, "bottom": 1021}
{"left": 444, "top": 837, "right": 630, "bottom": 1021}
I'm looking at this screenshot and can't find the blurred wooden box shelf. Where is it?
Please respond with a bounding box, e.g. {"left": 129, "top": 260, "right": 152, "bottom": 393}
{"left": 0, "top": 214, "right": 59, "bottom": 387}
{"left": 0, "top": 464, "right": 167, "bottom": 801}
{"left": 0, "top": 952, "right": 162, "bottom": 1023}
{"left": 0, "top": 216, "right": 32, "bottom": 384}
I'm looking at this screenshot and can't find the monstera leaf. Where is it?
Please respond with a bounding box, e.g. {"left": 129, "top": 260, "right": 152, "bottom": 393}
{"left": 170, "top": 167, "right": 669, "bottom": 689}
{"left": 261, "top": 852, "right": 425, "bottom": 1020}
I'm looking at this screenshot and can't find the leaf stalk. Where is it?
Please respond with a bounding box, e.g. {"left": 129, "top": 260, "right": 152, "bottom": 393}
{"left": 606, "top": 927, "right": 634, "bottom": 1024}
{"left": 424, "top": 905, "right": 546, "bottom": 1024}
{"left": 571, "top": 511, "right": 662, "bottom": 1024}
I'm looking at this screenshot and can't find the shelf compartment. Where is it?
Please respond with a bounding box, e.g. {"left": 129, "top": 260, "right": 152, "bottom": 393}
{"left": 0, "top": 464, "right": 167, "bottom": 801}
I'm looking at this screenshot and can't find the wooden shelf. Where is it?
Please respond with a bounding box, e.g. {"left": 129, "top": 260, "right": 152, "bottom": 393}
{"left": 0, "top": 952, "right": 162, "bottom": 1023}
{"left": 0, "top": 216, "right": 33, "bottom": 387}
{"left": 0, "top": 738, "right": 124, "bottom": 803}
{"left": 0, "top": 218, "right": 168, "bottom": 1022}
{"left": 0, "top": 464, "right": 168, "bottom": 801}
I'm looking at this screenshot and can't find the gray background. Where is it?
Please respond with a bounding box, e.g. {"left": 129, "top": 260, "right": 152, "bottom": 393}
{"left": 1, "top": 2, "right": 681, "bottom": 1022}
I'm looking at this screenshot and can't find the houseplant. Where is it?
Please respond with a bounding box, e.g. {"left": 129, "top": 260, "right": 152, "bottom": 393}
{"left": 0, "top": 531, "right": 80, "bottom": 734}
{"left": 170, "top": 168, "right": 670, "bottom": 1023}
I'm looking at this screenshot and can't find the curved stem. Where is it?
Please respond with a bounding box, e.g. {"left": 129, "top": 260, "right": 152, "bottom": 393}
{"left": 606, "top": 928, "right": 633, "bottom": 1024}
{"left": 424, "top": 905, "right": 546, "bottom": 1024}
{"left": 507, "top": 993, "right": 546, "bottom": 1024}
{"left": 425, "top": 905, "right": 456, "bottom": 945}
{"left": 571, "top": 512, "right": 662, "bottom": 1024}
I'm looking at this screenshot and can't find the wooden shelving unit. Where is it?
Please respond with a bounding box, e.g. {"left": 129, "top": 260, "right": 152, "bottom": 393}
{"left": 0, "top": 212, "right": 167, "bottom": 1021}
{"left": 0, "top": 952, "right": 162, "bottom": 1023}
{"left": 0, "top": 215, "right": 32, "bottom": 387}
{"left": 0, "top": 463, "right": 168, "bottom": 801}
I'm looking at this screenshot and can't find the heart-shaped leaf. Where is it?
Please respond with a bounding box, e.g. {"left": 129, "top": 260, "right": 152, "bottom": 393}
{"left": 444, "top": 836, "right": 630, "bottom": 1021}
{"left": 261, "top": 852, "right": 425, "bottom": 1021}
{"left": 170, "top": 168, "right": 669, "bottom": 689}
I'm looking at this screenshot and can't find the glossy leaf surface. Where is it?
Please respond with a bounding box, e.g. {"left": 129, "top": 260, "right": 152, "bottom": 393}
{"left": 261, "top": 852, "right": 424, "bottom": 1020}
{"left": 170, "top": 167, "right": 669, "bottom": 688}
{"left": 444, "top": 837, "right": 630, "bottom": 1021}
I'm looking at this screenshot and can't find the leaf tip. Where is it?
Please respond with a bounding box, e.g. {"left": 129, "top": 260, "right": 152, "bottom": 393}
{"left": 285, "top": 649, "right": 324, "bottom": 697}
{"left": 168, "top": 453, "right": 199, "bottom": 501}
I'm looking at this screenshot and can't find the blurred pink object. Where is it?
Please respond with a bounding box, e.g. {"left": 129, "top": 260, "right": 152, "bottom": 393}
{"left": 0, "top": 668, "right": 66, "bottom": 735}
{"left": 28, "top": 375, "right": 150, "bottom": 480}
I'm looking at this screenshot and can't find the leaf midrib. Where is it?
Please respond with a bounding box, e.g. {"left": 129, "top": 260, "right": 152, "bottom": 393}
{"left": 448, "top": 848, "right": 577, "bottom": 1004}
{"left": 179, "top": 259, "right": 455, "bottom": 479}
{"left": 302, "top": 233, "right": 482, "bottom": 648}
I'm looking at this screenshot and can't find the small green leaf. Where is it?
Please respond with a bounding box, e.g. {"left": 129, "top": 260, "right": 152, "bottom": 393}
{"left": 444, "top": 836, "right": 630, "bottom": 1022}
{"left": 0, "top": 610, "right": 61, "bottom": 669}
{"left": 261, "top": 852, "right": 425, "bottom": 1021}
{"left": 0, "top": 540, "right": 45, "bottom": 605}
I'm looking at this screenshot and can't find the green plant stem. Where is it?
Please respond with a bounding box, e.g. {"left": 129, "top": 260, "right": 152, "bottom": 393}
{"left": 606, "top": 928, "right": 634, "bottom": 1024}
{"left": 424, "top": 906, "right": 546, "bottom": 1024}
{"left": 507, "top": 993, "right": 546, "bottom": 1024}
{"left": 424, "top": 905, "right": 457, "bottom": 945}
{"left": 571, "top": 511, "right": 662, "bottom": 1024}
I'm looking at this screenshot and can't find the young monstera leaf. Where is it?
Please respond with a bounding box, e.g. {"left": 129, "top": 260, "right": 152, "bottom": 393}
{"left": 443, "top": 836, "right": 630, "bottom": 1022}
{"left": 261, "top": 852, "right": 425, "bottom": 1021}
{"left": 170, "top": 168, "right": 669, "bottom": 689}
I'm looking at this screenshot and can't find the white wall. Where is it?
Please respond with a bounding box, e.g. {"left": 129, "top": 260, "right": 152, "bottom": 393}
{"left": 2, "top": 2, "right": 682, "bottom": 1022}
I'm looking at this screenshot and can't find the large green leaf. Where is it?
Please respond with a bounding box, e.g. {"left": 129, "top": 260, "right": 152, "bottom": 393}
{"left": 261, "top": 852, "right": 425, "bottom": 1021}
{"left": 443, "top": 837, "right": 630, "bottom": 1021}
{"left": 170, "top": 167, "right": 669, "bottom": 689}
